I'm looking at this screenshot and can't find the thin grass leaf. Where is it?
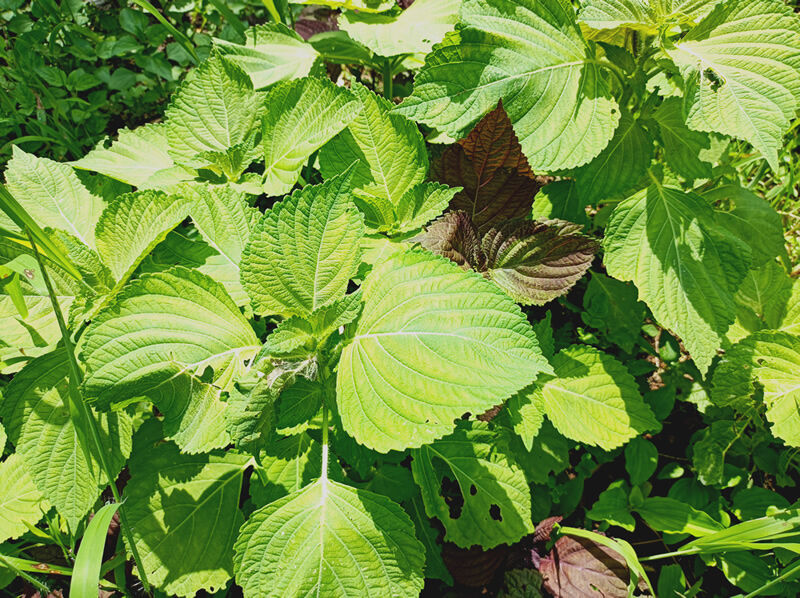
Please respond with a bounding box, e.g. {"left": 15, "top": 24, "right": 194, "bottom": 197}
{"left": 71, "top": 502, "right": 121, "bottom": 598}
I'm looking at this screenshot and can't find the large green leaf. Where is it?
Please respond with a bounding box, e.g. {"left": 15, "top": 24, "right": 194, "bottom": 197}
{"left": 82, "top": 267, "right": 259, "bottom": 409}
{"left": 574, "top": 111, "right": 653, "bottom": 203}
{"left": 1, "top": 350, "right": 132, "bottom": 531}
{"left": 4, "top": 146, "right": 104, "bottom": 247}
{"left": 320, "top": 82, "right": 428, "bottom": 207}
{"left": 95, "top": 189, "right": 190, "bottom": 283}
{"left": 213, "top": 24, "right": 320, "bottom": 90}
{"left": 726, "top": 262, "right": 793, "bottom": 344}
{"left": 182, "top": 182, "right": 260, "bottom": 306}
{"left": 412, "top": 421, "right": 533, "bottom": 548}
{"left": 652, "top": 97, "right": 713, "bottom": 182}
{"left": 337, "top": 248, "right": 551, "bottom": 452}
{"left": 125, "top": 424, "right": 249, "bottom": 597}
{"left": 713, "top": 331, "right": 800, "bottom": 447}
{"left": 165, "top": 52, "right": 263, "bottom": 168}
{"left": 262, "top": 77, "right": 359, "bottom": 195}
{"left": 603, "top": 184, "right": 751, "bottom": 374}
{"left": 665, "top": 0, "right": 800, "bottom": 170}
{"left": 781, "top": 279, "right": 800, "bottom": 335}
{"left": 149, "top": 372, "right": 232, "bottom": 453}
{"left": 582, "top": 272, "right": 646, "bottom": 352}
{"left": 340, "top": 0, "right": 459, "bottom": 57}
{"left": 249, "top": 433, "right": 322, "bottom": 506}
{"left": 579, "top": 0, "right": 721, "bottom": 32}
{"left": 241, "top": 171, "right": 364, "bottom": 317}
{"left": 234, "top": 477, "right": 425, "bottom": 598}
{"left": 0, "top": 453, "right": 50, "bottom": 543}
{"left": 0, "top": 295, "right": 69, "bottom": 373}
{"left": 541, "top": 345, "right": 658, "bottom": 450}
{"left": 705, "top": 185, "right": 785, "bottom": 268}
{"left": 73, "top": 123, "right": 188, "bottom": 189}
{"left": 395, "top": 0, "right": 620, "bottom": 171}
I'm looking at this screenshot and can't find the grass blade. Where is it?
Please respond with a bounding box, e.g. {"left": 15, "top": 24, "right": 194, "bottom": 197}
{"left": 71, "top": 502, "right": 120, "bottom": 598}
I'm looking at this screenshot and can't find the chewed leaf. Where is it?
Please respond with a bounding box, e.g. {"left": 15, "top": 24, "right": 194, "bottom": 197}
{"left": 337, "top": 248, "right": 550, "bottom": 452}
{"left": 413, "top": 211, "right": 484, "bottom": 270}
{"left": 665, "top": 0, "right": 800, "bottom": 170}
{"left": 412, "top": 421, "right": 533, "bottom": 548}
{"left": 712, "top": 331, "right": 800, "bottom": 447}
{"left": 240, "top": 169, "right": 364, "bottom": 317}
{"left": 482, "top": 219, "right": 600, "bottom": 305}
{"left": 234, "top": 478, "right": 425, "bottom": 598}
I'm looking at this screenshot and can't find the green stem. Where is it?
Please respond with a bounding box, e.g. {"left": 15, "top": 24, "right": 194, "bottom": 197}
{"left": 743, "top": 559, "right": 800, "bottom": 598}
{"left": 382, "top": 59, "right": 393, "bottom": 101}
{"left": 26, "top": 230, "right": 152, "bottom": 595}
{"left": 321, "top": 403, "right": 329, "bottom": 481}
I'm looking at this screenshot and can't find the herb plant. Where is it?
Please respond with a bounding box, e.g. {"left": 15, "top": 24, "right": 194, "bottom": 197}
{"left": 1, "top": 0, "right": 800, "bottom": 596}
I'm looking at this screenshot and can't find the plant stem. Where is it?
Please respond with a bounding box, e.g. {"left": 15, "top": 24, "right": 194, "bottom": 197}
{"left": 742, "top": 559, "right": 800, "bottom": 598}
{"left": 382, "top": 59, "right": 393, "bottom": 101}
{"left": 25, "top": 230, "right": 152, "bottom": 595}
{"left": 321, "top": 403, "right": 329, "bottom": 481}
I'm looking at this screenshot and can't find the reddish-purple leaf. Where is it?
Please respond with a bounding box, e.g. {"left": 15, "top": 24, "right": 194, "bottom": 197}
{"left": 458, "top": 102, "right": 534, "bottom": 179}
{"left": 482, "top": 219, "right": 599, "bottom": 305}
{"left": 441, "top": 542, "right": 509, "bottom": 588}
{"left": 412, "top": 211, "right": 485, "bottom": 270}
{"left": 539, "top": 535, "right": 630, "bottom": 598}
{"left": 432, "top": 104, "right": 545, "bottom": 234}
